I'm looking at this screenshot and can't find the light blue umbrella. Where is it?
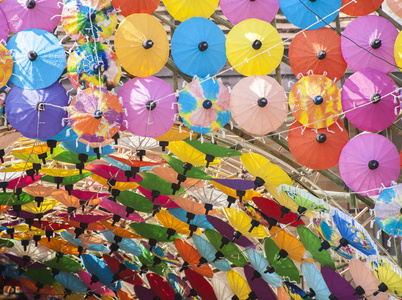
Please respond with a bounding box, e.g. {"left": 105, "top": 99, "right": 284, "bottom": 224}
{"left": 171, "top": 17, "right": 226, "bottom": 78}
{"left": 246, "top": 248, "right": 282, "bottom": 288}
{"left": 7, "top": 28, "right": 66, "bottom": 89}
{"left": 192, "top": 234, "right": 231, "bottom": 272}
{"left": 168, "top": 207, "right": 214, "bottom": 229}
{"left": 279, "top": 0, "right": 341, "bottom": 30}
{"left": 59, "top": 230, "right": 109, "bottom": 253}
{"left": 55, "top": 271, "right": 88, "bottom": 293}
{"left": 81, "top": 254, "right": 115, "bottom": 287}
{"left": 61, "top": 139, "right": 115, "bottom": 159}
{"left": 301, "top": 262, "right": 331, "bottom": 300}
{"left": 101, "top": 229, "right": 143, "bottom": 256}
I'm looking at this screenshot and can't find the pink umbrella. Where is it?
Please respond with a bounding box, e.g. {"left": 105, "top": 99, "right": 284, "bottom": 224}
{"left": 70, "top": 189, "right": 110, "bottom": 201}
{"left": 100, "top": 197, "right": 145, "bottom": 224}
{"left": 341, "top": 68, "right": 399, "bottom": 132}
{"left": 0, "top": 9, "right": 8, "bottom": 45}
{"left": 1, "top": 0, "right": 62, "bottom": 33}
{"left": 137, "top": 186, "right": 180, "bottom": 209}
{"left": 77, "top": 270, "right": 116, "bottom": 297}
{"left": 341, "top": 15, "right": 398, "bottom": 74}
{"left": 85, "top": 164, "right": 142, "bottom": 183}
{"left": 339, "top": 133, "right": 400, "bottom": 196}
{"left": 220, "top": 0, "right": 279, "bottom": 25}
{"left": 118, "top": 76, "right": 177, "bottom": 138}
{"left": 229, "top": 75, "right": 287, "bottom": 136}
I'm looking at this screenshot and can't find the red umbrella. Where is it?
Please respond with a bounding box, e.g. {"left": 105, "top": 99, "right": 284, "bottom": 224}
{"left": 185, "top": 269, "right": 218, "bottom": 300}
{"left": 146, "top": 273, "right": 177, "bottom": 300}
{"left": 102, "top": 254, "right": 143, "bottom": 285}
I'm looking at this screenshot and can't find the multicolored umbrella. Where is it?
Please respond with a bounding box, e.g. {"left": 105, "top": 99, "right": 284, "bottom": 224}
{"left": 111, "top": 0, "right": 159, "bottom": 16}
{"left": 226, "top": 18, "right": 284, "bottom": 76}
{"left": 288, "top": 28, "right": 347, "bottom": 82}
{"left": 119, "top": 76, "right": 177, "bottom": 138}
{"left": 289, "top": 74, "right": 342, "bottom": 129}
{"left": 7, "top": 28, "right": 66, "bottom": 89}
{"left": 162, "top": 0, "right": 219, "bottom": 22}
{"left": 61, "top": 0, "right": 118, "bottom": 44}
{"left": 341, "top": 15, "right": 398, "bottom": 74}
{"left": 283, "top": 281, "right": 312, "bottom": 300}
{"left": 369, "top": 257, "right": 402, "bottom": 297}
{"left": 68, "top": 87, "right": 123, "bottom": 143}
{"left": 178, "top": 78, "right": 231, "bottom": 134}
{"left": 0, "top": 45, "right": 13, "bottom": 89}
{"left": 229, "top": 75, "right": 288, "bottom": 136}
{"left": 171, "top": 17, "right": 226, "bottom": 78}
{"left": 339, "top": 133, "right": 400, "bottom": 196}
{"left": 114, "top": 14, "right": 169, "bottom": 77}
{"left": 220, "top": 0, "right": 279, "bottom": 25}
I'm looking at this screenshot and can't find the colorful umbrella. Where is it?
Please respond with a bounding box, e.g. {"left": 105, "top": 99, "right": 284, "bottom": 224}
{"left": 341, "top": 15, "right": 398, "bottom": 74}
{"left": 166, "top": 142, "right": 221, "bottom": 167}
{"left": 288, "top": 120, "right": 349, "bottom": 170}
{"left": 102, "top": 254, "right": 143, "bottom": 285}
{"left": 178, "top": 77, "right": 231, "bottom": 134}
{"left": 168, "top": 208, "right": 214, "bottom": 230}
{"left": 229, "top": 75, "right": 288, "bottom": 136}
{"left": 119, "top": 76, "right": 177, "bottom": 138}
{"left": 0, "top": 9, "right": 8, "bottom": 45}
{"left": 279, "top": 0, "right": 341, "bottom": 30}
{"left": 77, "top": 270, "right": 115, "bottom": 297}
{"left": 162, "top": 0, "right": 219, "bottom": 22}
{"left": 116, "top": 190, "right": 154, "bottom": 214}
{"left": 288, "top": 28, "right": 347, "bottom": 82}
{"left": 331, "top": 208, "right": 377, "bottom": 256}
{"left": 129, "top": 223, "right": 180, "bottom": 249}
{"left": 171, "top": 17, "right": 226, "bottom": 78}
{"left": 137, "top": 186, "right": 180, "bottom": 209}
{"left": 111, "top": 0, "right": 159, "bottom": 16}
{"left": 54, "top": 272, "right": 87, "bottom": 295}
{"left": 321, "top": 266, "right": 360, "bottom": 300}
{"left": 226, "top": 18, "right": 283, "bottom": 76}
{"left": 301, "top": 262, "right": 331, "bottom": 300}
{"left": 61, "top": 0, "right": 117, "bottom": 44}
{"left": 114, "top": 14, "right": 169, "bottom": 77}
{"left": 5, "top": 83, "right": 68, "bottom": 140}
{"left": 246, "top": 248, "right": 282, "bottom": 288}
{"left": 185, "top": 268, "right": 218, "bottom": 300}
{"left": 283, "top": 281, "right": 312, "bottom": 300}
{"left": 341, "top": 69, "right": 399, "bottom": 132}
{"left": 153, "top": 168, "right": 205, "bottom": 190}
{"left": 244, "top": 265, "right": 278, "bottom": 300}
{"left": 220, "top": 0, "right": 279, "bottom": 25}
{"left": 289, "top": 74, "right": 342, "bottom": 129}
{"left": 68, "top": 87, "right": 123, "bottom": 143}
{"left": 0, "top": 45, "right": 13, "bottom": 89}
{"left": 1, "top": 0, "right": 62, "bottom": 33}
{"left": 341, "top": 0, "right": 384, "bottom": 16}
{"left": 224, "top": 207, "right": 268, "bottom": 238}
{"left": 227, "top": 269, "right": 256, "bottom": 300}
{"left": 100, "top": 197, "right": 145, "bottom": 224}
{"left": 339, "top": 133, "right": 400, "bottom": 196}
{"left": 369, "top": 257, "right": 402, "bottom": 297}
{"left": 7, "top": 28, "right": 66, "bottom": 89}
{"left": 157, "top": 208, "right": 201, "bottom": 237}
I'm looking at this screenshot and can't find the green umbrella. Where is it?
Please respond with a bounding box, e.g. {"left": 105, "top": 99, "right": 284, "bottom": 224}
{"left": 297, "top": 225, "right": 335, "bottom": 270}
{"left": 264, "top": 237, "right": 300, "bottom": 283}
{"left": 160, "top": 154, "right": 212, "bottom": 180}
{"left": 0, "top": 192, "right": 34, "bottom": 205}
{"left": 136, "top": 244, "right": 167, "bottom": 276}
{"left": 44, "top": 255, "right": 83, "bottom": 274}
{"left": 129, "top": 223, "right": 180, "bottom": 249}
{"left": 41, "top": 172, "right": 92, "bottom": 190}
{"left": 51, "top": 148, "right": 97, "bottom": 173}
{"left": 23, "top": 268, "right": 57, "bottom": 285}
{"left": 12, "top": 152, "right": 49, "bottom": 164}
{"left": 116, "top": 190, "right": 154, "bottom": 213}
{"left": 137, "top": 172, "right": 185, "bottom": 197}
{"left": 204, "top": 229, "right": 248, "bottom": 267}
{"left": 0, "top": 238, "right": 14, "bottom": 248}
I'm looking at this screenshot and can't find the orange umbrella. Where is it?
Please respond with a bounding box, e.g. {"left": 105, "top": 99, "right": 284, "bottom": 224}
{"left": 23, "top": 186, "right": 57, "bottom": 207}
{"left": 52, "top": 190, "right": 101, "bottom": 213}
{"left": 288, "top": 120, "right": 349, "bottom": 170}
{"left": 174, "top": 238, "right": 214, "bottom": 278}
{"left": 341, "top": 0, "right": 383, "bottom": 16}
{"left": 100, "top": 220, "right": 141, "bottom": 239}
{"left": 111, "top": 0, "right": 159, "bottom": 16}
{"left": 170, "top": 195, "right": 220, "bottom": 215}
{"left": 39, "top": 237, "right": 83, "bottom": 258}
{"left": 289, "top": 28, "right": 347, "bottom": 82}
{"left": 17, "top": 277, "right": 57, "bottom": 296}
{"left": 152, "top": 166, "right": 205, "bottom": 188}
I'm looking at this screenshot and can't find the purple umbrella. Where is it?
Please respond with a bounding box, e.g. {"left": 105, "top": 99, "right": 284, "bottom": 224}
{"left": 339, "top": 133, "right": 400, "bottom": 196}
{"left": 5, "top": 82, "right": 69, "bottom": 139}
{"left": 0, "top": 9, "right": 8, "bottom": 45}
{"left": 220, "top": 0, "right": 279, "bottom": 25}
{"left": 211, "top": 179, "right": 255, "bottom": 202}
{"left": 244, "top": 265, "right": 278, "bottom": 300}
{"left": 118, "top": 76, "right": 178, "bottom": 138}
{"left": 341, "top": 15, "right": 398, "bottom": 74}
{"left": 206, "top": 215, "right": 255, "bottom": 248}
{"left": 100, "top": 197, "right": 145, "bottom": 224}
{"left": 134, "top": 286, "right": 157, "bottom": 300}
{"left": 4, "top": 253, "right": 46, "bottom": 268}
{"left": 321, "top": 266, "right": 360, "bottom": 300}
{"left": 341, "top": 68, "right": 399, "bottom": 132}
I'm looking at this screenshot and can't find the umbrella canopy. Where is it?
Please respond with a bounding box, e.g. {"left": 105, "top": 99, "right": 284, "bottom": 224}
{"left": 289, "top": 28, "right": 347, "bottom": 82}
{"left": 178, "top": 78, "right": 231, "bottom": 134}
{"left": 229, "top": 75, "right": 288, "bottom": 136}
{"left": 223, "top": 207, "right": 268, "bottom": 238}
{"left": 387, "top": 0, "right": 402, "bottom": 18}
{"left": 186, "top": 186, "right": 231, "bottom": 209}
{"left": 168, "top": 208, "right": 214, "bottom": 229}
{"left": 5, "top": 83, "right": 69, "bottom": 140}
{"left": 289, "top": 74, "right": 342, "bottom": 129}
{"left": 280, "top": 0, "right": 341, "bottom": 30}
{"left": 211, "top": 180, "right": 261, "bottom": 203}
{"left": 226, "top": 18, "right": 283, "bottom": 76}
{"left": 288, "top": 120, "right": 348, "bottom": 170}
{"left": 153, "top": 169, "right": 205, "bottom": 189}
{"left": 68, "top": 87, "right": 123, "bottom": 143}
{"left": 227, "top": 269, "right": 256, "bottom": 300}
{"left": 244, "top": 265, "right": 278, "bottom": 300}
{"left": 0, "top": 9, "right": 8, "bottom": 44}
{"left": 171, "top": 17, "right": 226, "bottom": 78}
{"left": 166, "top": 142, "right": 221, "bottom": 167}
{"left": 283, "top": 282, "right": 312, "bottom": 300}
{"left": 220, "top": 0, "right": 279, "bottom": 25}
{"left": 369, "top": 257, "right": 402, "bottom": 297}
{"left": 339, "top": 133, "right": 400, "bottom": 196}
{"left": 341, "top": 69, "right": 399, "bottom": 132}
{"left": 77, "top": 270, "right": 115, "bottom": 296}
{"left": 111, "top": 0, "right": 159, "bottom": 16}
{"left": 341, "top": 15, "right": 398, "bottom": 74}
{"left": 7, "top": 28, "right": 66, "bottom": 89}
{"left": 61, "top": 0, "right": 117, "bottom": 44}
{"left": 114, "top": 14, "right": 169, "bottom": 77}
{"left": 147, "top": 273, "right": 178, "bottom": 300}
{"left": 0, "top": 45, "right": 13, "bottom": 89}
{"left": 246, "top": 248, "right": 282, "bottom": 288}
{"left": 157, "top": 208, "right": 201, "bottom": 237}
{"left": 301, "top": 262, "right": 331, "bottom": 300}
{"left": 341, "top": 0, "right": 384, "bottom": 16}
{"left": 2, "top": 0, "right": 61, "bottom": 34}
{"left": 185, "top": 268, "right": 218, "bottom": 300}
{"left": 375, "top": 184, "right": 402, "bottom": 238}
{"left": 102, "top": 254, "right": 143, "bottom": 285}
{"left": 119, "top": 76, "right": 177, "bottom": 138}
{"left": 162, "top": 0, "right": 219, "bottom": 22}
{"left": 67, "top": 42, "right": 121, "bottom": 90}
{"left": 321, "top": 266, "right": 360, "bottom": 300}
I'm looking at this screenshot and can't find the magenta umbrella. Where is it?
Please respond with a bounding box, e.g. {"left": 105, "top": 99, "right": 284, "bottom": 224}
{"left": 85, "top": 164, "right": 142, "bottom": 183}
{"left": 341, "top": 15, "right": 398, "bottom": 74}
{"left": 100, "top": 197, "right": 145, "bottom": 225}
{"left": 118, "top": 76, "right": 177, "bottom": 138}
{"left": 137, "top": 186, "right": 180, "bottom": 209}
{"left": 220, "top": 0, "right": 279, "bottom": 25}
{"left": 341, "top": 69, "right": 399, "bottom": 132}
{"left": 0, "top": 9, "right": 8, "bottom": 45}
{"left": 339, "top": 133, "right": 400, "bottom": 196}
{"left": 1, "top": 0, "right": 62, "bottom": 33}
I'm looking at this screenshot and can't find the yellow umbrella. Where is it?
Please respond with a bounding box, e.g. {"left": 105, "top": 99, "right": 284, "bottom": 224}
{"left": 155, "top": 208, "right": 201, "bottom": 237}
{"left": 0, "top": 162, "right": 33, "bottom": 172}
{"left": 21, "top": 199, "right": 59, "bottom": 214}
{"left": 162, "top": 0, "right": 219, "bottom": 22}
{"left": 226, "top": 18, "right": 284, "bottom": 76}
{"left": 227, "top": 269, "right": 255, "bottom": 300}
{"left": 40, "top": 168, "right": 86, "bottom": 177}
{"left": 167, "top": 141, "right": 220, "bottom": 166}
{"left": 91, "top": 174, "right": 139, "bottom": 191}
{"left": 394, "top": 30, "right": 402, "bottom": 71}
{"left": 223, "top": 207, "right": 268, "bottom": 238}
{"left": 155, "top": 125, "right": 192, "bottom": 142}
{"left": 114, "top": 14, "right": 169, "bottom": 77}
{"left": 370, "top": 257, "right": 402, "bottom": 297}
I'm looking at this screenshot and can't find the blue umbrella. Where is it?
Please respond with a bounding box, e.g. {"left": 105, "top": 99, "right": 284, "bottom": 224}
{"left": 283, "top": 281, "right": 313, "bottom": 300}
{"left": 61, "top": 139, "right": 115, "bottom": 159}
{"left": 102, "top": 155, "right": 155, "bottom": 172}
{"left": 81, "top": 254, "right": 115, "bottom": 287}
{"left": 55, "top": 272, "right": 88, "bottom": 293}
{"left": 192, "top": 234, "right": 232, "bottom": 272}
{"left": 59, "top": 230, "right": 109, "bottom": 253}
{"left": 101, "top": 229, "right": 143, "bottom": 256}
{"left": 246, "top": 248, "right": 282, "bottom": 288}
{"left": 1, "top": 264, "right": 19, "bottom": 279}
{"left": 279, "top": 0, "right": 342, "bottom": 30}
{"left": 171, "top": 17, "right": 226, "bottom": 78}
{"left": 7, "top": 28, "right": 66, "bottom": 89}
{"left": 301, "top": 262, "right": 331, "bottom": 300}
{"left": 168, "top": 208, "right": 214, "bottom": 229}
{"left": 38, "top": 126, "right": 79, "bottom": 143}
{"left": 5, "top": 82, "right": 68, "bottom": 140}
